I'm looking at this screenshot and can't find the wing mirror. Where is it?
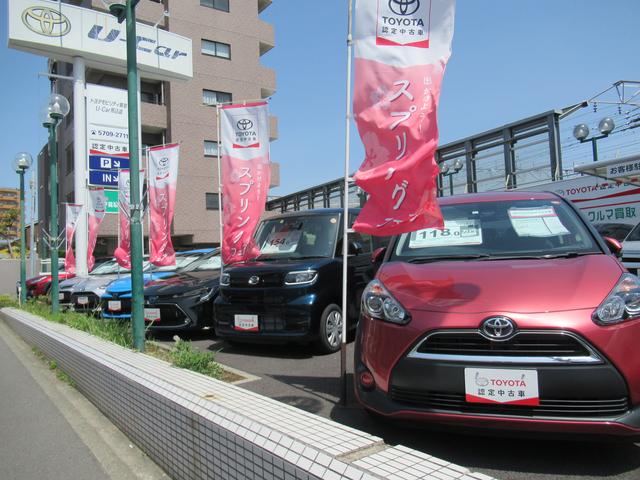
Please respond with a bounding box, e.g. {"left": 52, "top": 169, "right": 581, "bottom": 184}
{"left": 603, "top": 236, "right": 623, "bottom": 258}
{"left": 348, "top": 241, "right": 363, "bottom": 255}
{"left": 371, "top": 247, "right": 386, "bottom": 264}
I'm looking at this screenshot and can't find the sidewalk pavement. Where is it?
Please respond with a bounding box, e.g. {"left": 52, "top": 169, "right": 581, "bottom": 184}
{"left": 0, "top": 318, "right": 168, "bottom": 480}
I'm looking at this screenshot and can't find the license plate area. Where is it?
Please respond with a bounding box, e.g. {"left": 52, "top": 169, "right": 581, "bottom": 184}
{"left": 464, "top": 368, "right": 539, "bottom": 406}
{"left": 77, "top": 296, "right": 89, "bottom": 305}
{"left": 234, "top": 314, "right": 258, "bottom": 332}
{"left": 108, "top": 300, "right": 122, "bottom": 312}
{"left": 144, "top": 308, "right": 161, "bottom": 323}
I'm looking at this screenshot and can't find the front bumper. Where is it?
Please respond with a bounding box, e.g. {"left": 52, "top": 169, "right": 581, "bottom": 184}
{"left": 214, "top": 293, "right": 322, "bottom": 344}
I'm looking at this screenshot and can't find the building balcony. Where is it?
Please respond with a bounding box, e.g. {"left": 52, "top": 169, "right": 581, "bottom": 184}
{"left": 141, "top": 102, "right": 168, "bottom": 131}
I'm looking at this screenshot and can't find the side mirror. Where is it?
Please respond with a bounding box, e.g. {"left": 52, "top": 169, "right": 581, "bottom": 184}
{"left": 371, "top": 247, "right": 386, "bottom": 264}
{"left": 603, "top": 236, "right": 623, "bottom": 257}
{"left": 348, "top": 241, "right": 363, "bottom": 255}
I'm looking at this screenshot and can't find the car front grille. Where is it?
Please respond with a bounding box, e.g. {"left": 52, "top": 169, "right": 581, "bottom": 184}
{"left": 148, "top": 305, "right": 188, "bottom": 327}
{"left": 412, "top": 331, "right": 597, "bottom": 362}
{"left": 71, "top": 292, "right": 100, "bottom": 310}
{"left": 389, "top": 388, "right": 629, "bottom": 418}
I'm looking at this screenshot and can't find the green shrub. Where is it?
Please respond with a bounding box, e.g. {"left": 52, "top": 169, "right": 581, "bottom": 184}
{"left": 169, "top": 340, "right": 223, "bottom": 379}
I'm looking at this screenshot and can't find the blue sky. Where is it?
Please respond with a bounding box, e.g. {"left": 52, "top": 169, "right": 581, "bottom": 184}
{"left": 1, "top": 0, "right": 639, "bottom": 200}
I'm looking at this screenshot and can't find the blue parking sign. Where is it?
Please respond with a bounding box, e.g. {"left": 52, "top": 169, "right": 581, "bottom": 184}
{"left": 89, "top": 170, "right": 120, "bottom": 187}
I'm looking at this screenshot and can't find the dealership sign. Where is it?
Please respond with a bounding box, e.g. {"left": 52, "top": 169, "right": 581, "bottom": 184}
{"left": 86, "top": 84, "right": 130, "bottom": 188}
{"left": 8, "top": 0, "right": 192, "bottom": 80}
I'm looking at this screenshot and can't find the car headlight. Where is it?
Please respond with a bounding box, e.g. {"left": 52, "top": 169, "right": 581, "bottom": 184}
{"left": 362, "top": 279, "right": 409, "bottom": 325}
{"left": 284, "top": 270, "right": 318, "bottom": 286}
{"left": 220, "top": 272, "right": 230, "bottom": 287}
{"left": 594, "top": 273, "right": 640, "bottom": 325}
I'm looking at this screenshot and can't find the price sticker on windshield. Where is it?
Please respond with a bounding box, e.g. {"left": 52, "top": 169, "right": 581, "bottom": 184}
{"left": 409, "top": 220, "right": 483, "bottom": 248}
{"left": 508, "top": 206, "right": 570, "bottom": 237}
{"left": 261, "top": 230, "right": 302, "bottom": 254}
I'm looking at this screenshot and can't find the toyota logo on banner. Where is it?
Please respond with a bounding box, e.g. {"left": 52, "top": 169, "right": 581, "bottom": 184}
{"left": 237, "top": 119, "right": 254, "bottom": 131}
{"left": 480, "top": 316, "right": 516, "bottom": 341}
{"left": 388, "top": 0, "right": 421, "bottom": 16}
{"left": 22, "top": 6, "right": 71, "bottom": 37}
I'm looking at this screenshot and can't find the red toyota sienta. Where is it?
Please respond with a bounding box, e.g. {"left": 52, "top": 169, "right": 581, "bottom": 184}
{"left": 355, "top": 191, "right": 640, "bottom": 440}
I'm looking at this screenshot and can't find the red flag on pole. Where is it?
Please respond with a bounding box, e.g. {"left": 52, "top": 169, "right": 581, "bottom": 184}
{"left": 220, "top": 102, "right": 271, "bottom": 264}
{"left": 87, "top": 188, "right": 107, "bottom": 271}
{"left": 65, "top": 203, "right": 83, "bottom": 274}
{"left": 352, "top": 0, "right": 456, "bottom": 235}
{"left": 148, "top": 143, "right": 180, "bottom": 266}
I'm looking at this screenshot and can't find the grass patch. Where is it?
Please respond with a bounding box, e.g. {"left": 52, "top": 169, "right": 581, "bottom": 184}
{"left": 4, "top": 299, "right": 226, "bottom": 381}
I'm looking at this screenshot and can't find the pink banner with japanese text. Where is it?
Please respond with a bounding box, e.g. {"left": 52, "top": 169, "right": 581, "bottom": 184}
{"left": 87, "top": 188, "right": 107, "bottom": 271}
{"left": 352, "top": 0, "right": 456, "bottom": 235}
{"left": 148, "top": 143, "right": 180, "bottom": 266}
{"left": 220, "top": 102, "right": 271, "bottom": 264}
{"left": 65, "top": 204, "right": 83, "bottom": 274}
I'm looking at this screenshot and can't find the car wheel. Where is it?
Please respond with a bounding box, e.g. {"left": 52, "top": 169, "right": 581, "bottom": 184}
{"left": 317, "top": 303, "right": 343, "bottom": 354}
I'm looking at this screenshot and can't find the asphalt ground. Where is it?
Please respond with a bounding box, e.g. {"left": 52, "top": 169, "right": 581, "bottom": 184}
{"left": 0, "top": 318, "right": 169, "bottom": 480}
{"left": 153, "top": 331, "right": 640, "bottom": 480}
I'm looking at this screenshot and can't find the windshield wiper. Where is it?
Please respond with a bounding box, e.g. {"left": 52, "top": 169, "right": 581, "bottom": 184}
{"left": 540, "top": 251, "right": 595, "bottom": 259}
{"left": 407, "top": 254, "right": 490, "bottom": 264}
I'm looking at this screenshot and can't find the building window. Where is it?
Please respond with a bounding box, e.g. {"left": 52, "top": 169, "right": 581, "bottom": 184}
{"left": 66, "top": 145, "right": 74, "bottom": 174}
{"left": 204, "top": 140, "right": 219, "bottom": 157}
{"left": 202, "top": 39, "right": 231, "bottom": 59}
{"left": 200, "top": 0, "right": 229, "bottom": 12}
{"left": 203, "top": 89, "right": 232, "bottom": 106}
{"left": 205, "top": 193, "right": 222, "bottom": 210}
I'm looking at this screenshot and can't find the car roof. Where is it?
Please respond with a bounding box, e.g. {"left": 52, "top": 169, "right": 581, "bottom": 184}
{"left": 437, "top": 190, "right": 560, "bottom": 206}
{"left": 262, "top": 208, "right": 360, "bottom": 220}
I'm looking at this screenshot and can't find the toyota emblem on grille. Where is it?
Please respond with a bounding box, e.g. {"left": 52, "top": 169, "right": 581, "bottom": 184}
{"left": 480, "top": 316, "right": 516, "bottom": 340}
{"left": 248, "top": 276, "right": 260, "bottom": 286}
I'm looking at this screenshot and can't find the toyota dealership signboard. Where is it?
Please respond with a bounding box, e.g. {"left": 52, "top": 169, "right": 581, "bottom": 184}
{"left": 8, "top": 0, "right": 192, "bottom": 80}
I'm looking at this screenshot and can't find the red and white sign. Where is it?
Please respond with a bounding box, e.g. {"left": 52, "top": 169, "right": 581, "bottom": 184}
{"left": 234, "top": 314, "right": 259, "bottom": 332}
{"left": 148, "top": 143, "right": 180, "bottom": 267}
{"left": 352, "top": 0, "right": 456, "bottom": 236}
{"left": 220, "top": 102, "right": 271, "bottom": 264}
{"left": 87, "top": 188, "right": 107, "bottom": 271}
{"left": 464, "top": 368, "right": 540, "bottom": 406}
{"left": 65, "top": 203, "right": 83, "bottom": 274}
{"left": 144, "top": 308, "right": 161, "bottom": 322}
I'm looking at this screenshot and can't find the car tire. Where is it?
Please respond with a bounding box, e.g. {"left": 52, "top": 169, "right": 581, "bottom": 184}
{"left": 317, "top": 303, "right": 343, "bottom": 354}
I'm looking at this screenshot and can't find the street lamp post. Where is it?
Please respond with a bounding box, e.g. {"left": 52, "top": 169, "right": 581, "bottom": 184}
{"left": 13, "top": 152, "right": 33, "bottom": 304}
{"left": 573, "top": 117, "right": 615, "bottom": 162}
{"left": 439, "top": 158, "right": 464, "bottom": 196}
{"left": 42, "top": 93, "right": 70, "bottom": 314}
{"left": 105, "top": 0, "right": 145, "bottom": 351}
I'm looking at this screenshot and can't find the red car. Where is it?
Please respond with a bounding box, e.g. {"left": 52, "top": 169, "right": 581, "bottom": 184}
{"left": 23, "top": 267, "right": 75, "bottom": 298}
{"left": 355, "top": 191, "right": 640, "bottom": 440}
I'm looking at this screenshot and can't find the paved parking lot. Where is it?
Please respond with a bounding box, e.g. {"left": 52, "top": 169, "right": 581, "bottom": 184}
{"left": 153, "top": 332, "right": 640, "bottom": 480}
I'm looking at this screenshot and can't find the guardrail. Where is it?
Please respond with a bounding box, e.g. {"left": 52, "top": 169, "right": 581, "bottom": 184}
{"left": 1, "top": 308, "right": 494, "bottom": 480}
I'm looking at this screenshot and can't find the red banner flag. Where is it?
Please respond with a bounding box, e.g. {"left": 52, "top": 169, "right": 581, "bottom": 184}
{"left": 220, "top": 102, "right": 271, "bottom": 264}
{"left": 65, "top": 204, "right": 83, "bottom": 274}
{"left": 352, "top": 0, "right": 456, "bottom": 235}
{"left": 87, "top": 188, "right": 107, "bottom": 271}
{"left": 148, "top": 143, "right": 180, "bottom": 266}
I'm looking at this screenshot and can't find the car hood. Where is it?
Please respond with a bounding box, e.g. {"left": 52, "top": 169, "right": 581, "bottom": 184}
{"left": 105, "top": 272, "right": 177, "bottom": 295}
{"left": 377, "top": 254, "right": 623, "bottom": 314}
{"left": 76, "top": 274, "right": 128, "bottom": 293}
{"left": 60, "top": 276, "right": 87, "bottom": 292}
{"left": 144, "top": 270, "right": 220, "bottom": 296}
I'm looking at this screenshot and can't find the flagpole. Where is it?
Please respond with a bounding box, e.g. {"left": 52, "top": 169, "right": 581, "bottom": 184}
{"left": 216, "top": 104, "right": 224, "bottom": 274}
{"left": 340, "top": 0, "right": 354, "bottom": 407}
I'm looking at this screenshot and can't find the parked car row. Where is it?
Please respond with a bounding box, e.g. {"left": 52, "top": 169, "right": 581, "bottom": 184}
{"left": 24, "top": 191, "right": 640, "bottom": 441}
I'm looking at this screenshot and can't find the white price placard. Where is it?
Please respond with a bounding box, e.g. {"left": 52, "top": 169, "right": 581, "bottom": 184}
{"left": 409, "top": 220, "right": 483, "bottom": 248}
{"left": 144, "top": 308, "right": 161, "bottom": 322}
{"left": 260, "top": 230, "right": 302, "bottom": 254}
{"left": 108, "top": 300, "right": 121, "bottom": 312}
{"left": 508, "top": 207, "right": 570, "bottom": 237}
{"left": 234, "top": 314, "right": 259, "bottom": 332}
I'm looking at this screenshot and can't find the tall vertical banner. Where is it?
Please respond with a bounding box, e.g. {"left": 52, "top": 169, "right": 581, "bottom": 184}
{"left": 65, "top": 204, "right": 83, "bottom": 274}
{"left": 352, "top": 0, "right": 456, "bottom": 235}
{"left": 87, "top": 188, "right": 107, "bottom": 271}
{"left": 114, "top": 170, "right": 132, "bottom": 269}
{"left": 220, "top": 102, "right": 271, "bottom": 264}
{"left": 148, "top": 144, "right": 180, "bottom": 266}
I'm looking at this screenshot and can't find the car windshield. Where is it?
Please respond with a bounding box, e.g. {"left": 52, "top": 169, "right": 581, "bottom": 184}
{"left": 183, "top": 250, "right": 222, "bottom": 271}
{"left": 392, "top": 199, "right": 601, "bottom": 262}
{"left": 254, "top": 214, "right": 339, "bottom": 260}
{"left": 90, "top": 259, "right": 129, "bottom": 275}
{"left": 624, "top": 222, "right": 640, "bottom": 242}
{"left": 143, "top": 253, "right": 204, "bottom": 272}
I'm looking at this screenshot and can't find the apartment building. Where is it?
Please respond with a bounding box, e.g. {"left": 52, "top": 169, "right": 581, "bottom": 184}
{"left": 0, "top": 188, "right": 20, "bottom": 239}
{"left": 38, "top": 0, "right": 278, "bottom": 256}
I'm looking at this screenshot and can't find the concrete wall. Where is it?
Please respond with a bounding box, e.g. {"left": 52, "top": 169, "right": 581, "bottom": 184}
{"left": 0, "top": 260, "right": 20, "bottom": 296}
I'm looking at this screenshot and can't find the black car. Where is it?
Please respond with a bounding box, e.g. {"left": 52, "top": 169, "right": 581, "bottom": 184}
{"left": 142, "top": 249, "right": 222, "bottom": 331}
{"left": 214, "top": 209, "right": 387, "bottom": 353}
